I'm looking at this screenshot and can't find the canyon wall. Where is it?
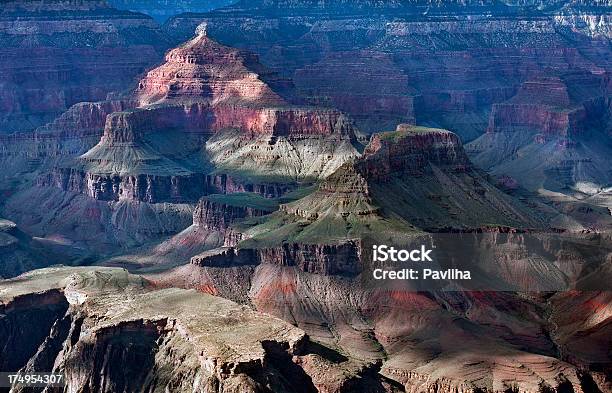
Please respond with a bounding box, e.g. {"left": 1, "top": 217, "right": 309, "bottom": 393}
{"left": 107, "top": 0, "right": 236, "bottom": 22}
{"left": 0, "top": 267, "right": 335, "bottom": 393}
{"left": 357, "top": 125, "right": 470, "bottom": 180}
{"left": 191, "top": 241, "right": 362, "bottom": 276}
{"left": 0, "top": 1, "right": 169, "bottom": 133}
{"left": 468, "top": 71, "right": 611, "bottom": 196}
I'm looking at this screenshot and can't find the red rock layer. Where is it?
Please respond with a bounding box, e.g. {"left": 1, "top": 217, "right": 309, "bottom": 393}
{"left": 487, "top": 103, "right": 586, "bottom": 139}
{"left": 96, "top": 103, "right": 354, "bottom": 148}
{"left": 486, "top": 73, "right": 609, "bottom": 139}
{"left": 135, "top": 31, "right": 286, "bottom": 107}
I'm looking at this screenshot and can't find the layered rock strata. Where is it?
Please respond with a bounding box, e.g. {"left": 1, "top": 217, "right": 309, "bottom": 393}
{"left": 190, "top": 241, "right": 362, "bottom": 276}
{"left": 2, "top": 24, "right": 360, "bottom": 253}
{"left": 280, "top": 124, "right": 541, "bottom": 232}
{"left": 193, "top": 195, "right": 276, "bottom": 231}
{"left": 0, "top": 267, "right": 331, "bottom": 393}
{"left": 181, "top": 125, "right": 545, "bottom": 281}
{"left": 468, "top": 72, "right": 612, "bottom": 197}
{"left": 485, "top": 76, "right": 599, "bottom": 138}
{"left": 154, "top": 261, "right": 611, "bottom": 393}
{"left": 48, "top": 29, "right": 359, "bottom": 204}
{"left": 165, "top": 0, "right": 610, "bottom": 140}
{"left": 357, "top": 125, "right": 470, "bottom": 181}
{"left": 0, "top": 0, "right": 168, "bottom": 133}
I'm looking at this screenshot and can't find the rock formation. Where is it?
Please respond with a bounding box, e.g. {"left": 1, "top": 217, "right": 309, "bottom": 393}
{"left": 0, "top": 219, "right": 49, "bottom": 278}
{"left": 467, "top": 72, "right": 612, "bottom": 212}
{"left": 55, "top": 30, "right": 360, "bottom": 204}
{"left": 0, "top": 0, "right": 168, "bottom": 133}
{"left": 193, "top": 194, "right": 277, "bottom": 231}
{"left": 164, "top": 0, "right": 610, "bottom": 139}
{"left": 162, "top": 124, "right": 554, "bottom": 280}
{"left": 154, "top": 258, "right": 611, "bottom": 393}
{"left": 135, "top": 29, "right": 287, "bottom": 107}
{"left": 357, "top": 125, "right": 470, "bottom": 180}
{"left": 1, "top": 26, "right": 360, "bottom": 252}
{"left": 294, "top": 51, "right": 416, "bottom": 131}
{"left": 146, "top": 122, "right": 610, "bottom": 392}
{"left": 0, "top": 267, "right": 353, "bottom": 393}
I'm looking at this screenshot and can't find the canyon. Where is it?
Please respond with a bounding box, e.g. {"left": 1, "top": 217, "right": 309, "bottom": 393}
{"left": 2, "top": 267, "right": 388, "bottom": 393}
{"left": 0, "top": 1, "right": 609, "bottom": 392}
{"left": 164, "top": 0, "right": 611, "bottom": 140}
{"left": 0, "top": 0, "right": 170, "bottom": 134}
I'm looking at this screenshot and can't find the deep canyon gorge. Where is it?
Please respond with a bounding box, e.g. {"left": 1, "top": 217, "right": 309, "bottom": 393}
{"left": 0, "top": 0, "right": 610, "bottom": 392}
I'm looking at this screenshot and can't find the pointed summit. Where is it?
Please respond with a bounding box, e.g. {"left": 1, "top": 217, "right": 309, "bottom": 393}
{"left": 195, "top": 22, "right": 208, "bottom": 37}
{"left": 135, "top": 27, "right": 286, "bottom": 107}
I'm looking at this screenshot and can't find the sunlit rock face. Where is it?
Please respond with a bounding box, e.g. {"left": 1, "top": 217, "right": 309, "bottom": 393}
{"left": 1, "top": 24, "right": 360, "bottom": 253}
{"left": 0, "top": 0, "right": 169, "bottom": 134}
{"left": 65, "top": 30, "right": 360, "bottom": 204}
{"left": 135, "top": 31, "right": 287, "bottom": 108}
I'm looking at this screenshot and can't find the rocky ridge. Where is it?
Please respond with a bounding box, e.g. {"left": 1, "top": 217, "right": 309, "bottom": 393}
{"left": 154, "top": 256, "right": 611, "bottom": 393}
{"left": 1, "top": 267, "right": 359, "bottom": 393}
{"left": 176, "top": 124, "right": 547, "bottom": 280}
